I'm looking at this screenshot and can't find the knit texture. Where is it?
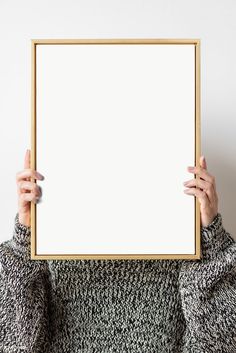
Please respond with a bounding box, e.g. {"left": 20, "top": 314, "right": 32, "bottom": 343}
{"left": 0, "top": 212, "right": 236, "bottom": 353}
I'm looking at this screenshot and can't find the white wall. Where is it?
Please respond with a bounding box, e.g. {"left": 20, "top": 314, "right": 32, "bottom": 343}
{"left": 0, "top": 0, "right": 235, "bottom": 242}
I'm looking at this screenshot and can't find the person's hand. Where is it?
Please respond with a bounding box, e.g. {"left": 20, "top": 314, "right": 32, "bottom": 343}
{"left": 16, "top": 149, "right": 44, "bottom": 227}
{"left": 183, "top": 155, "right": 219, "bottom": 227}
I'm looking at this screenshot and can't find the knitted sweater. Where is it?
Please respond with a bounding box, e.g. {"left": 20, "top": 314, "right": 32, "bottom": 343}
{"left": 0, "top": 212, "right": 236, "bottom": 353}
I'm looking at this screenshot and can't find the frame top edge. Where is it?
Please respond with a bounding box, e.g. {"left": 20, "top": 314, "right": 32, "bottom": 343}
{"left": 31, "top": 38, "right": 201, "bottom": 45}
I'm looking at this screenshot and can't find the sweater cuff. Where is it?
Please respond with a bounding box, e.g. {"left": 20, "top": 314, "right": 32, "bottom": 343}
{"left": 200, "top": 212, "right": 235, "bottom": 258}
{"left": 13, "top": 212, "right": 31, "bottom": 247}
{"left": 201, "top": 213, "right": 223, "bottom": 242}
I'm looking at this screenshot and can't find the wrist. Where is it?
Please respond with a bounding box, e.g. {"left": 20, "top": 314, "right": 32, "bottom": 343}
{"left": 18, "top": 212, "right": 31, "bottom": 227}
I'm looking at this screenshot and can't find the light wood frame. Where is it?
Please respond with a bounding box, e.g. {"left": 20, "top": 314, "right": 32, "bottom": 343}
{"left": 30, "top": 38, "right": 201, "bottom": 260}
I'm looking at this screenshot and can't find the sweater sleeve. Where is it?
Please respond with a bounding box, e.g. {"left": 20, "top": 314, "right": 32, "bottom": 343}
{"left": 0, "top": 212, "right": 51, "bottom": 353}
{"left": 178, "top": 212, "right": 236, "bottom": 352}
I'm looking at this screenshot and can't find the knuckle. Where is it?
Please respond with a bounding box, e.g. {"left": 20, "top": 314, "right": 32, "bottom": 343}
{"left": 18, "top": 180, "right": 24, "bottom": 190}
{"left": 199, "top": 189, "right": 206, "bottom": 198}
{"left": 16, "top": 171, "right": 21, "bottom": 181}
{"left": 32, "top": 183, "right": 38, "bottom": 192}
{"left": 25, "top": 168, "right": 34, "bottom": 178}
{"left": 208, "top": 183, "right": 214, "bottom": 191}
{"left": 27, "top": 168, "right": 34, "bottom": 177}
{"left": 210, "top": 176, "right": 215, "bottom": 184}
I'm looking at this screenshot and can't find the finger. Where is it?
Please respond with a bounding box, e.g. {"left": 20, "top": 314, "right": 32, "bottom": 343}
{"left": 24, "top": 149, "right": 31, "bottom": 182}
{"left": 18, "top": 181, "right": 42, "bottom": 195}
{"left": 184, "top": 179, "right": 215, "bottom": 203}
{"left": 200, "top": 155, "right": 207, "bottom": 170}
{"left": 16, "top": 169, "right": 44, "bottom": 182}
{"left": 199, "top": 155, "right": 211, "bottom": 187}
{"left": 184, "top": 188, "right": 210, "bottom": 208}
{"left": 183, "top": 178, "right": 210, "bottom": 191}
{"left": 19, "top": 192, "right": 41, "bottom": 204}
{"left": 187, "top": 166, "right": 215, "bottom": 185}
{"left": 24, "top": 149, "right": 31, "bottom": 169}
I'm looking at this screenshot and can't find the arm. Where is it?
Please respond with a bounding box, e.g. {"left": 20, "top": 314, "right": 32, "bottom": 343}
{"left": 0, "top": 212, "right": 51, "bottom": 353}
{"left": 179, "top": 212, "right": 236, "bottom": 352}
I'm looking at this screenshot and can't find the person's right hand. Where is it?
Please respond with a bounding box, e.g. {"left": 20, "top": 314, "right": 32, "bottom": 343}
{"left": 16, "top": 149, "right": 44, "bottom": 227}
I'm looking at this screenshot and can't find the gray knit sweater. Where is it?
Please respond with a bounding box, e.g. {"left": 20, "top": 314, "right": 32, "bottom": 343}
{"left": 0, "top": 212, "right": 236, "bottom": 353}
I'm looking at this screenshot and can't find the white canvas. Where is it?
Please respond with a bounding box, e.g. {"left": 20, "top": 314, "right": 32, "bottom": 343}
{"left": 35, "top": 43, "right": 196, "bottom": 257}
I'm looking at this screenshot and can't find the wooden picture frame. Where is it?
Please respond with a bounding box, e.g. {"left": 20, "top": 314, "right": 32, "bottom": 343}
{"left": 30, "top": 38, "right": 201, "bottom": 260}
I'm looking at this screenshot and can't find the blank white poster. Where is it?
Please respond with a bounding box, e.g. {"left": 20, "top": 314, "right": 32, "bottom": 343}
{"left": 35, "top": 43, "right": 196, "bottom": 256}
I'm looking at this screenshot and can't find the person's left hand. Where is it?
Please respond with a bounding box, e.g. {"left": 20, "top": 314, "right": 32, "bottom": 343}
{"left": 183, "top": 155, "right": 219, "bottom": 227}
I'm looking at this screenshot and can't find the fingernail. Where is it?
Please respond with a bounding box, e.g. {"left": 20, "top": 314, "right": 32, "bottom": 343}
{"left": 188, "top": 166, "right": 194, "bottom": 171}
{"left": 36, "top": 172, "right": 44, "bottom": 180}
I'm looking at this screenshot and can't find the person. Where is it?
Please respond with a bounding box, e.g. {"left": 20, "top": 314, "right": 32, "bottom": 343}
{"left": 0, "top": 149, "right": 235, "bottom": 353}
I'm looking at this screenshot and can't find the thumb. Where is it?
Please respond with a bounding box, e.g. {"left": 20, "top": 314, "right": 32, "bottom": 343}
{"left": 200, "top": 155, "right": 207, "bottom": 170}
{"left": 24, "top": 149, "right": 31, "bottom": 169}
